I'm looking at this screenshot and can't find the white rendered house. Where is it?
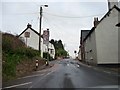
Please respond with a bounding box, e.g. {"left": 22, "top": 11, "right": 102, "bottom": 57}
{"left": 83, "top": 5, "right": 120, "bottom": 65}
{"left": 18, "top": 23, "right": 55, "bottom": 59}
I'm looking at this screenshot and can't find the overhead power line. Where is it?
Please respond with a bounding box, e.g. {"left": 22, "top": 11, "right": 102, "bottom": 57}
{"left": 4, "top": 12, "right": 39, "bottom": 15}
{"left": 43, "top": 12, "right": 105, "bottom": 18}
{"left": 6, "top": 11, "right": 105, "bottom": 19}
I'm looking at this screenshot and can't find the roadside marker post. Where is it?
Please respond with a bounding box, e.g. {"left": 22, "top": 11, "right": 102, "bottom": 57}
{"left": 36, "top": 60, "right": 39, "bottom": 70}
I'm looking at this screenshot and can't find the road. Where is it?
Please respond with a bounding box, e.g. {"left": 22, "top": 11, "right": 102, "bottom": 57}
{"left": 2, "top": 59, "right": 119, "bottom": 90}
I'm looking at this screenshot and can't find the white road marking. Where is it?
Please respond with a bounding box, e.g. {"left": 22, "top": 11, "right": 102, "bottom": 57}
{"left": 17, "top": 73, "right": 45, "bottom": 79}
{"left": 94, "top": 68, "right": 98, "bottom": 70}
{"left": 29, "top": 71, "right": 54, "bottom": 89}
{"left": 103, "top": 71, "right": 111, "bottom": 74}
{"left": 35, "top": 69, "right": 47, "bottom": 73}
{"left": 3, "top": 82, "right": 32, "bottom": 89}
{"left": 77, "top": 65, "right": 80, "bottom": 67}
{"left": 67, "top": 64, "right": 69, "bottom": 66}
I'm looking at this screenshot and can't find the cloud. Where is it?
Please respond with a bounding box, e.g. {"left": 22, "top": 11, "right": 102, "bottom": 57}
{"left": 0, "top": 2, "right": 2, "bottom": 30}
{"left": 2, "top": 0, "right": 107, "bottom": 2}
{"left": 2, "top": 1, "right": 108, "bottom": 57}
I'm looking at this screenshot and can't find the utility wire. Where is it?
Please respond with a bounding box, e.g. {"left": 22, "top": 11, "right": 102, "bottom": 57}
{"left": 43, "top": 12, "right": 105, "bottom": 18}
{"left": 6, "top": 11, "right": 105, "bottom": 19}
{"left": 43, "top": 16, "right": 64, "bottom": 31}
{"left": 5, "top": 12, "right": 39, "bottom": 15}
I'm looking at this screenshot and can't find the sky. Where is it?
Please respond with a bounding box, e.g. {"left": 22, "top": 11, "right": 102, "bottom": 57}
{"left": 1, "top": 0, "right": 120, "bottom": 57}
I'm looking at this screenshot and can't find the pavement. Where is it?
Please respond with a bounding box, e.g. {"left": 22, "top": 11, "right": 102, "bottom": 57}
{"left": 2, "top": 59, "right": 119, "bottom": 90}
{"left": 76, "top": 60, "right": 119, "bottom": 76}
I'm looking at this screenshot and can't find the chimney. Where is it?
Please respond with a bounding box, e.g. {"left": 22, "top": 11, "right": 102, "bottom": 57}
{"left": 27, "top": 23, "right": 32, "bottom": 28}
{"left": 94, "top": 17, "right": 99, "bottom": 28}
{"left": 47, "top": 28, "right": 49, "bottom": 31}
{"left": 108, "top": 0, "right": 118, "bottom": 10}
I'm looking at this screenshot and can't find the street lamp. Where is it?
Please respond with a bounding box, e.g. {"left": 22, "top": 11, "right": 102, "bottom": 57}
{"left": 39, "top": 5, "right": 48, "bottom": 53}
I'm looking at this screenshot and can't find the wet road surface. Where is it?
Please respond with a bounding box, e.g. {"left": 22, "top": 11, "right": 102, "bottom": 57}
{"left": 2, "top": 59, "right": 119, "bottom": 89}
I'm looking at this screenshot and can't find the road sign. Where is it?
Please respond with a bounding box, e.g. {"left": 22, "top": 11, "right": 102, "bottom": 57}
{"left": 24, "top": 32, "right": 30, "bottom": 38}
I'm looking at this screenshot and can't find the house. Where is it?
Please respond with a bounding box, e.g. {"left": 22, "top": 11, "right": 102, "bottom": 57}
{"left": 18, "top": 23, "right": 55, "bottom": 59}
{"left": 42, "top": 42, "right": 55, "bottom": 59}
{"left": 19, "top": 23, "right": 40, "bottom": 50}
{"left": 82, "top": 3, "right": 120, "bottom": 65}
{"left": 78, "top": 30, "right": 90, "bottom": 61}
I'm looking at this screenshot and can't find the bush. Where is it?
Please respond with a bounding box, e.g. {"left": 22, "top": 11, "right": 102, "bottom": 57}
{"left": 2, "top": 35, "right": 13, "bottom": 52}
{"left": 55, "top": 49, "right": 68, "bottom": 57}
{"left": 2, "top": 33, "right": 41, "bottom": 81}
{"left": 2, "top": 33, "right": 25, "bottom": 52}
{"left": 43, "top": 52, "right": 53, "bottom": 61}
{"left": 2, "top": 53, "right": 20, "bottom": 81}
{"left": 14, "top": 47, "right": 40, "bottom": 58}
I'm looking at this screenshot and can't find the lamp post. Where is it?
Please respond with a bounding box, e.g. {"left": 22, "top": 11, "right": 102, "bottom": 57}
{"left": 39, "top": 5, "right": 48, "bottom": 53}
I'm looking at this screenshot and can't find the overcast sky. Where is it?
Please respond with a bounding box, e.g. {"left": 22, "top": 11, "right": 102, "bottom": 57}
{"left": 1, "top": 0, "right": 120, "bottom": 57}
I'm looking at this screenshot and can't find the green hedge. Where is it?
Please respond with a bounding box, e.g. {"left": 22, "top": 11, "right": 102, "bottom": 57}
{"left": 43, "top": 52, "right": 53, "bottom": 61}
{"left": 15, "top": 47, "right": 40, "bottom": 58}
{"left": 2, "top": 53, "right": 23, "bottom": 81}
{"left": 2, "top": 33, "right": 41, "bottom": 81}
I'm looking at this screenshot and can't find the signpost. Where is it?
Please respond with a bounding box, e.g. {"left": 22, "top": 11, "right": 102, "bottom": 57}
{"left": 24, "top": 32, "right": 30, "bottom": 47}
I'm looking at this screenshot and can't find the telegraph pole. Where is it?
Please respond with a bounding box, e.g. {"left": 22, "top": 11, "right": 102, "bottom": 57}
{"left": 39, "top": 6, "right": 42, "bottom": 53}
{"left": 39, "top": 5, "right": 48, "bottom": 53}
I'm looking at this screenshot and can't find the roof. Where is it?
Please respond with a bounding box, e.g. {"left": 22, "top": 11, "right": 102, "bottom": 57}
{"left": 116, "top": 23, "right": 120, "bottom": 27}
{"left": 83, "top": 27, "right": 95, "bottom": 42}
{"left": 80, "top": 30, "right": 90, "bottom": 44}
{"left": 83, "top": 5, "right": 120, "bottom": 42}
{"left": 99, "top": 5, "right": 120, "bottom": 25}
{"left": 18, "top": 24, "right": 40, "bottom": 37}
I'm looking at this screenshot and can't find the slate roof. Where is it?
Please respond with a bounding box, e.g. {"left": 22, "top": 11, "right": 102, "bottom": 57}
{"left": 83, "top": 5, "right": 120, "bottom": 42}
{"left": 18, "top": 23, "right": 40, "bottom": 37}
{"left": 80, "top": 30, "right": 90, "bottom": 44}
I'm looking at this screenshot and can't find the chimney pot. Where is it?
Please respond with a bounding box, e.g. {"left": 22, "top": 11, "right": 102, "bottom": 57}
{"left": 94, "top": 17, "right": 99, "bottom": 27}
{"left": 27, "top": 23, "right": 32, "bottom": 28}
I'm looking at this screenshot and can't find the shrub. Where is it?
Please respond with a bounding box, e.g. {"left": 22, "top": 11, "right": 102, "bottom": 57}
{"left": 43, "top": 52, "right": 53, "bottom": 61}
{"left": 2, "top": 33, "right": 41, "bottom": 81}
{"left": 2, "top": 33, "right": 25, "bottom": 52}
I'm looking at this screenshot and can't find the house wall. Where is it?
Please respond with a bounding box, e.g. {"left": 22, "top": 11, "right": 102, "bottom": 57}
{"left": 48, "top": 43, "right": 55, "bottom": 59}
{"left": 19, "top": 28, "right": 55, "bottom": 59}
{"left": 95, "top": 8, "right": 119, "bottom": 64}
{"left": 118, "top": 26, "right": 120, "bottom": 64}
{"left": 19, "top": 28, "right": 44, "bottom": 58}
{"left": 78, "top": 49, "right": 81, "bottom": 60}
{"left": 42, "top": 43, "right": 55, "bottom": 59}
{"left": 84, "top": 31, "right": 97, "bottom": 65}
{"left": 81, "top": 43, "right": 85, "bottom": 62}
{"left": 118, "top": 9, "right": 120, "bottom": 64}
{"left": 20, "top": 28, "right": 39, "bottom": 50}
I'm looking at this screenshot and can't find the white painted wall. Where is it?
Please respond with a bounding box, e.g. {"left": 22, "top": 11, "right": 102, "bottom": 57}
{"left": 42, "top": 43, "right": 55, "bottom": 59}
{"left": 19, "top": 28, "right": 44, "bottom": 58}
{"left": 48, "top": 43, "right": 55, "bottom": 59}
{"left": 20, "top": 28, "right": 39, "bottom": 50}
{"left": 84, "top": 30, "right": 97, "bottom": 65}
{"left": 95, "top": 8, "right": 119, "bottom": 64}
{"left": 20, "top": 28, "right": 55, "bottom": 59}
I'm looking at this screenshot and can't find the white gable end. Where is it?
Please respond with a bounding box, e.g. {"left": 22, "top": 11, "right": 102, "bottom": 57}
{"left": 19, "top": 28, "right": 39, "bottom": 50}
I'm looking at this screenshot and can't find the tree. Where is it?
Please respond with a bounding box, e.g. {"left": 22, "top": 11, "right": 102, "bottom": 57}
{"left": 49, "top": 39, "right": 54, "bottom": 45}
{"left": 49, "top": 39, "right": 69, "bottom": 58}
{"left": 58, "top": 40, "right": 64, "bottom": 49}
{"left": 56, "top": 49, "right": 67, "bottom": 57}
